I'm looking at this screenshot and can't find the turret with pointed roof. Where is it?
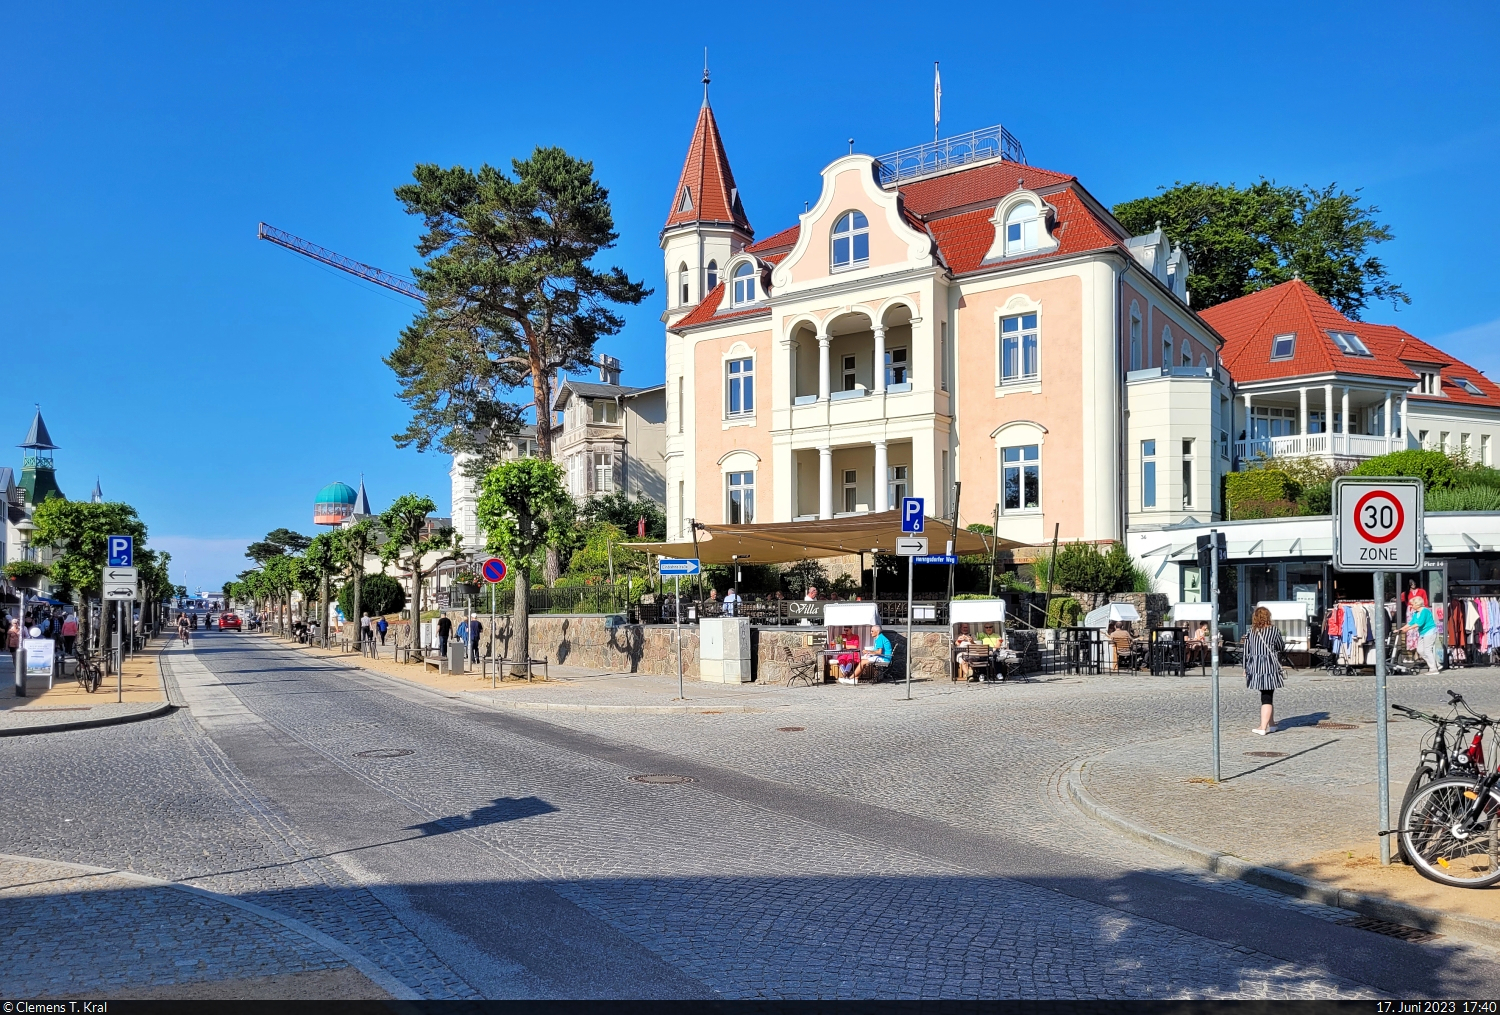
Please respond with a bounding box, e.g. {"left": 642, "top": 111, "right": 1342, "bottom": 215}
{"left": 18, "top": 407, "right": 62, "bottom": 505}
{"left": 90, "top": 478, "right": 103, "bottom": 503}
{"left": 661, "top": 65, "right": 753, "bottom": 320}
{"left": 352, "top": 476, "right": 373, "bottom": 519}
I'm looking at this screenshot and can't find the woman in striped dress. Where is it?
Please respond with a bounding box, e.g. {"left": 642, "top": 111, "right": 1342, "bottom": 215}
{"left": 1242, "top": 606, "right": 1285, "bottom": 735}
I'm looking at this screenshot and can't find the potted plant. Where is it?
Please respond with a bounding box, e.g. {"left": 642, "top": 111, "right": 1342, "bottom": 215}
{"left": 3, "top": 560, "right": 50, "bottom": 589}
{"left": 451, "top": 570, "right": 479, "bottom": 600}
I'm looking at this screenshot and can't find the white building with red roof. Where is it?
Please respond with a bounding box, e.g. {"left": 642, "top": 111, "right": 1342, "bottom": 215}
{"left": 661, "top": 90, "right": 1231, "bottom": 548}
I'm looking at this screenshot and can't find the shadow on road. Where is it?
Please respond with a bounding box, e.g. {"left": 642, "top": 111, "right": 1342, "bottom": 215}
{"left": 407, "top": 796, "right": 560, "bottom": 837}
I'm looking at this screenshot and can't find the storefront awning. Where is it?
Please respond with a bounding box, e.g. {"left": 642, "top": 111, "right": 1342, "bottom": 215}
{"left": 630, "top": 512, "right": 1022, "bottom": 566}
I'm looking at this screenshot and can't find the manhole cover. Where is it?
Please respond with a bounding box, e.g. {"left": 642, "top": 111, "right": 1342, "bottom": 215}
{"left": 1318, "top": 721, "right": 1360, "bottom": 729}
{"left": 628, "top": 774, "right": 695, "bottom": 784}
{"left": 1245, "top": 751, "right": 1287, "bottom": 758}
{"left": 354, "top": 749, "right": 414, "bottom": 759}
{"left": 778, "top": 726, "right": 806, "bottom": 732}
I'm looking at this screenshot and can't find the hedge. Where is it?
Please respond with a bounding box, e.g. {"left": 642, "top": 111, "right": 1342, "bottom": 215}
{"left": 1226, "top": 468, "right": 1301, "bottom": 507}
{"left": 1349, "top": 449, "right": 1456, "bottom": 490}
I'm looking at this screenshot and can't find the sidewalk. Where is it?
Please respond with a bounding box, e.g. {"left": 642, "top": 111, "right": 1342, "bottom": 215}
{"left": 1070, "top": 675, "right": 1500, "bottom": 939}
{"left": 0, "top": 641, "right": 170, "bottom": 734}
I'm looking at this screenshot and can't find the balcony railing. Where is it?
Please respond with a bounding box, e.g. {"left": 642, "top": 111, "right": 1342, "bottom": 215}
{"left": 1234, "top": 432, "right": 1394, "bottom": 465}
{"left": 874, "top": 125, "right": 1025, "bottom": 187}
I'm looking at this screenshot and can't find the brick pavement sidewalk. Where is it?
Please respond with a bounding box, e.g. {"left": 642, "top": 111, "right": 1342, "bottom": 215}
{"left": 0, "top": 641, "right": 169, "bottom": 734}
{"left": 1072, "top": 673, "right": 1500, "bottom": 933}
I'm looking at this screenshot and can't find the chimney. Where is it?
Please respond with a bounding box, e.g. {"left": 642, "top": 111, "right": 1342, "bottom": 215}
{"left": 597, "top": 354, "right": 622, "bottom": 385}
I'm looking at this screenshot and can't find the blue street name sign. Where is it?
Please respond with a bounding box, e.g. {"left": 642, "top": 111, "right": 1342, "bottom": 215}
{"left": 901, "top": 497, "right": 925, "bottom": 533}
{"left": 914, "top": 554, "right": 958, "bottom": 565}
{"left": 480, "top": 557, "right": 508, "bottom": 583}
{"left": 107, "top": 535, "right": 134, "bottom": 568}
{"left": 659, "top": 557, "right": 702, "bottom": 576}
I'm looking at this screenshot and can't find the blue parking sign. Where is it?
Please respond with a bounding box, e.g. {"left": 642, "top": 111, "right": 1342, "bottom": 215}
{"left": 107, "top": 535, "right": 134, "bottom": 567}
{"left": 901, "top": 497, "right": 925, "bottom": 533}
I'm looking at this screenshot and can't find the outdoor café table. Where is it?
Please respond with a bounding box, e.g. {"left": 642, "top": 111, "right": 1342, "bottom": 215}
{"left": 817, "top": 647, "right": 853, "bottom": 682}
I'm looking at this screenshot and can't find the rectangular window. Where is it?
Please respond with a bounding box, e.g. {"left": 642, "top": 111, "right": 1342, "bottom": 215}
{"left": 727, "top": 471, "right": 755, "bottom": 524}
{"left": 593, "top": 452, "right": 613, "bottom": 493}
{"left": 1418, "top": 429, "right": 1429, "bottom": 448}
{"left": 1440, "top": 431, "right": 1450, "bottom": 453}
{"left": 1000, "top": 313, "right": 1039, "bottom": 383}
{"left": 940, "top": 322, "right": 949, "bottom": 392}
{"left": 1328, "top": 330, "right": 1372, "bottom": 357}
{"left": 677, "top": 481, "right": 685, "bottom": 537}
{"left": 886, "top": 347, "right": 908, "bottom": 387}
{"left": 842, "top": 355, "right": 857, "bottom": 391}
{"left": 843, "top": 469, "right": 857, "bottom": 513}
{"left": 1270, "top": 333, "right": 1296, "bottom": 360}
{"left": 590, "top": 399, "right": 618, "bottom": 424}
{"left": 1181, "top": 439, "right": 1195, "bottom": 509}
{"left": 1001, "top": 445, "right": 1040, "bottom": 511}
{"left": 1142, "top": 440, "right": 1157, "bottom": 509}
{"left": 1483, "top": 434, "right": 1492, "bottom": 466}
{"left": 1462, "top": 433, "right": 1471, "bottom": 458}
{"left": 677, "top": 378, "right": 684, "bottom": 434}
{"left": 726, "top": 357, "right": 754, "bottom": 416}
{"left": 941, "top": 451, "right": 950, "bottom": 515}
{"left": 888, "top": 464, "right": 908, "bottom": 507}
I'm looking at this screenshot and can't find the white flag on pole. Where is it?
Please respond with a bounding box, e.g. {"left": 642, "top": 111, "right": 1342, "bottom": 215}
{"left": 933, "top": 62, "right": 942, "bottom": 141}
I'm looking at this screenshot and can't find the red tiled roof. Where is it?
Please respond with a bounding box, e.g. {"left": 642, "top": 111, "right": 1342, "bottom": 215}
{"left": 748, "top": 225, "right": 799, "bottom": 253}
{"left": 1364, "top": 325, "right": 1500, "bottom": 406}
{"left": 898, "top": 161, "right": 1076, "bottom": 218}
{"left": 664, "top": 103, "right": 752, "bottom": 234}
{"left": 925, "top": 186, "right": 1123, "bottom": 274}
{"left": 671, "top": 282, "right": 770, "bottom": 330}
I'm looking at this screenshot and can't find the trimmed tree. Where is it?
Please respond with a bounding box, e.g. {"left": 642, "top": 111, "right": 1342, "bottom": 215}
{"left": 332, "top": 519, "right": 378, "bottom": 648}
{"left": 31, "top": 499, "right": 148, "bottom": 656}
{"left": 378, "top": 493, "right": 464, "bottom": 651}
{"left": 303, "top": 533, "right": 340, "bottom": 648}
{"left": 476, "top": 459, "right": 573, "bottom": 673}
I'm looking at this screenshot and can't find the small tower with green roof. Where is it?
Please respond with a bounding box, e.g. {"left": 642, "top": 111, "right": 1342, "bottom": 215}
{"left": 19, "top": 407, "right": 63, "bottom": 505}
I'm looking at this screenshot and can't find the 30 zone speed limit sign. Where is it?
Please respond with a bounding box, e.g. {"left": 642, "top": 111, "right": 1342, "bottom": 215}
{"left": 1333, "top": 477, "right": 1424, "bottom": 571}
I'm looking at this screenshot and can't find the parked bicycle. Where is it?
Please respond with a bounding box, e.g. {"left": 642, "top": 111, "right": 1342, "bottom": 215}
{"left": 74, "top": 649, "right": 103, "bottom": 694}
{"left": 1395, "top": 690, "right": 1499, "bottom": 887}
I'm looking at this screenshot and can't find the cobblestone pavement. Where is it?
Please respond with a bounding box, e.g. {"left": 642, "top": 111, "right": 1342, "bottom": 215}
{"left": 5, "top": 632, "right": 1499, "bottom": 999}
{"left": 0, "top": 699, "right": 168, "bottom": 731}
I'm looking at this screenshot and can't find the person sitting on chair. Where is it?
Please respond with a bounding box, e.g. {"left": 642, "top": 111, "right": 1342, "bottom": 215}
{"left": 954, "top": 623, "right": 976, "bottom": 680}
{"left": 1108, "top": 622, "right": 1134, "bottom": 667}
{"left": 852, "top": 624, "right": 893, "bottom": 682}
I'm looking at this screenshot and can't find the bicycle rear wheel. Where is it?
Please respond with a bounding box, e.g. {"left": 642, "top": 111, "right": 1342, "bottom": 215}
{"left": 1395, "top": 763, "right": 1438, "bottom": 864}
{"left": 1399, "top": 777, "right": 1500, "bottom": 888}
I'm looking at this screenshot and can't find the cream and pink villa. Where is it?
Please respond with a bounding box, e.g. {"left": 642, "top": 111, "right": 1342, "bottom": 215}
{"left": 661, "top": 94, "right": 1230, "bottom": 549}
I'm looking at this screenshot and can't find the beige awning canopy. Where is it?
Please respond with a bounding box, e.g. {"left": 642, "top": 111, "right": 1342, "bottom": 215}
{"left": 628, "top": 512, "right": 1026, "bottom": 566}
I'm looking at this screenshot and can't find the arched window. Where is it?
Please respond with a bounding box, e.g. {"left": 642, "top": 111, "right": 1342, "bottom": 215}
{"left": 831, "top": 211, "right": 869, "bottom": 269}
{"left": 706, "top": 260, "right": 718, "bottom": 291}
{"left": 1180, "top": 340, "right": 1192, "bottom": 367}
{"left": 732, "top": 262, "right": 756, "bottom": 305}
{"left": 1129, "top": 302, "right": 1142, "bottom": 371}
{"left": 1199, "top": 353, "right": 1209, "bottom": 369}
{"left": 1005, "top": 202, "right": 1040, "bottom": 254}
{"left": 1161, "top": 325, "right": 1173, "bottom": 371}
{"left": 678, "top": 263, "right": 689, "bottom": 306}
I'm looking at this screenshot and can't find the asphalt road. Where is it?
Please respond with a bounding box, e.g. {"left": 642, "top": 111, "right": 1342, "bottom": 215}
{"left": 6, "top": 629, "right": 1500, "bottom": 999}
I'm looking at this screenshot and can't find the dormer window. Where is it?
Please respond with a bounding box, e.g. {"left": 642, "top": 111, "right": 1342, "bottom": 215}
{"left": 1270, "top": 333, "right": 1296, "bottom": 360}
{"left": 706, "top": 260, "right": 718, "bottom": 291}
{"left": 732, "top": 261, "right": 757, "bottom": 305}
{"left": 1454, "top": 376, "right": 1486, "bottom": 397}
{"left": 1328, "top": 330, "right": 1372, "bottom": 357}
{"left": 1418, "top": 371, "right": 1440, "bottom": 395}
{"left": 1005, "top": 202, "right": 1040, "bottom": 254}
{"left": 831, "top": 211, "right": 869, "bottom": 270}
{"left": 678, "top": 186, "right": 693, "bottom": 212}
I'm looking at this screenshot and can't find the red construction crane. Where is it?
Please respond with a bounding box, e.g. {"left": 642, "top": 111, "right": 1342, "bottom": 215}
{"left": 257, "top": 222, "right": 424, "bottom": 302}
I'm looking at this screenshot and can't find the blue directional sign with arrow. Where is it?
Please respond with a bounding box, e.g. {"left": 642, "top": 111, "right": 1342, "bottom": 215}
{"left": 659, "top": 557, "right": 701, "bottom": 576}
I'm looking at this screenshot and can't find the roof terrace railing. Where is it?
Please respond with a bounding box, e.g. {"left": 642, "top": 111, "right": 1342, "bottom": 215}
{"left": 874, "top": 125, "right": 1026, "bottom": 188}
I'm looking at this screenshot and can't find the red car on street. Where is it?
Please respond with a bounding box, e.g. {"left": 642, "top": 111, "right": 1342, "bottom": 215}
{"left": 218, "top": 613, "right": 242, "bottom": 631}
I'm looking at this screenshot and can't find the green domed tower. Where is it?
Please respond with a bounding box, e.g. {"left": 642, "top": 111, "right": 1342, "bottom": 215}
{"left": 19, "top": 407, "right": 63, "bottom": 505}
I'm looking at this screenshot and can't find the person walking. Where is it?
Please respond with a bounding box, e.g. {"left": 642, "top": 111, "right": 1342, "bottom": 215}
{"left": 1404, "top": 593, "right": 1442, "bottom": 673}
{"left": 360, "top": 612, "right": 372, "bottom": 645}
{"left": 456, "top": 618, "right": 469, "bottom": 657}
{"left": 61, "top": 612, "right": 78, "bottom": 656}
{"left": 468, "top": 617, "right": 483, "bottom": 663}
{"left": 1243, "top": 605, "right": 1285, "bottom": 734}
{"left": 376, "top": 616, "right": 388, "bottom": 646}
{"left": 437, "top": 614, "right": 452, "bottom": 656}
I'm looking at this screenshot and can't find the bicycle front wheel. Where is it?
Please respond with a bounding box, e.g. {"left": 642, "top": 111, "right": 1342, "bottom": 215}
{"left": 1399, "top": 777, "right": 1500, "bottom": 888}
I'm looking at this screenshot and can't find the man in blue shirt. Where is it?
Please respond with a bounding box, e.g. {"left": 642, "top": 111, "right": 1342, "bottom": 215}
{"left": 854, "top": 624, "right": 893, "bottom": 682}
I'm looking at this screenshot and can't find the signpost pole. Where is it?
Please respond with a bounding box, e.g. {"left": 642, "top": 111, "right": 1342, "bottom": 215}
{"left": 115, "top": 600, "right": 123, "bottom": 702}
{"left": 15, "top": 589, "right": 25, "bottom": 698}
{"left": 905, "top": 556, "right": 914, "bottom": 701}
{"left": 675, "top": 575, "right": 684, "bottom": 701}
{"left": 1375, "top": 569, "right": 1390, "bottom": 865}
{"left": 1210, "top": 529, "right": 1221, "bottom": 783}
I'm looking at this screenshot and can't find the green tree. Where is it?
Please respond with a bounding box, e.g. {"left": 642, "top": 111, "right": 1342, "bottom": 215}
{"left": 391, "top": 148, "right": 650, "bottom": 465}
{"left": 331, "top": 519, "right": 379, "bottom": 646}
{"left": 338, "top": 573, "right": 406, "bottom": 620}
{"left": 476, "top": 459, "right": 573, "bottom": 671}
{"left": 302, "top": 532, "right": 341, "bottom": 647}
{"left": 581, "top": 491, "right": 667, "bottom": 541}
{"left": 1112, "top": 180, "right": 1409, "bottom": 318}
{"left": 379, "top": 493, "right": 464, "bottom": 650}
{"left": 31, "top": 499, "right": 149, "bottom": 650}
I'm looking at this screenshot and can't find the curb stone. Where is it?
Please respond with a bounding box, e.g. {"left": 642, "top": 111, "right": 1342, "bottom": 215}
{"left": 458, "top": 691, "right": 780, "bottom": 714}
{"left": 1064, "top": 759, "right": 1500, "bottom": 951}
{"left": 0, "top": 700, "right": 174, "bottom": 738}
{"left": 0, "top": 851, "right": 418, "bottom": 999}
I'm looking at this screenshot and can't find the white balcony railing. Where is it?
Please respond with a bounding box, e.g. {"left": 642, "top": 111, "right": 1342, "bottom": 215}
{"left": 1235, "top": 433, "right": 1394, "bottom": 465}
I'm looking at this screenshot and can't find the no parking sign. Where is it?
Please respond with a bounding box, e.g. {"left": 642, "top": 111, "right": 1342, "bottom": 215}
{"left": 1333, "top": 477, "right": 1423, "bottom": 571}
{"left": 480, "top": 557, "right": 508, "bottom": 583}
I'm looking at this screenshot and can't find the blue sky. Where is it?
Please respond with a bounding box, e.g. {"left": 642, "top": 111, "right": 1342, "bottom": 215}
{"left": 3, "top": 1, "right": 1496, "bottom": 591}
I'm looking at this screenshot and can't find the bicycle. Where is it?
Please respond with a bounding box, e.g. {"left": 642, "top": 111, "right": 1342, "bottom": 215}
{"left": 1396, "top": 691, "right": 1500, "bottom": 887}
{"left": 74, "top": 649, "right": 103, "bottom": 693}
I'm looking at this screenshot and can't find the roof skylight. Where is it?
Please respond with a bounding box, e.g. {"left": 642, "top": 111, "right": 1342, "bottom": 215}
{"left": 1270, "top": 333, "right": 1296, "bottom": 360}
{"left": 1453, "top": 376, "right": 1486, "bottom": 396}
{"left": 1328, "top": 330, "right": 1373, "bottom": 357}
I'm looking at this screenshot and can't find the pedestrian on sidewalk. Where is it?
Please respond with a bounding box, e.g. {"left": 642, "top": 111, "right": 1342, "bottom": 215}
{"left": 468, "top": 617, "right": 483, "bottom": 663}
{"left": 437, "top": 614, "right": 452, "bottom": 656}
{"left": 456, "top": 618, "right": 469, "bottom": 655}
{"left": 1243, "top": 606, "right": 1285, "bottom": 735}
{"left": 61, "top": 612, "right": 78, "bottom": 656}
{"left": 1403, "top": 592, "right": 1442, "bottom": 673}
{"left": 376, "top": 616, "right": 388, "bottom": 645}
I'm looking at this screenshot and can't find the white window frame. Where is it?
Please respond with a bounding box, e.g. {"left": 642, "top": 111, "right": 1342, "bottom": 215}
{"left": 842, "top": 354, "right": 857, "bottom": 392}
{"left": 830, "top": 210, "right": 870, "bottom": 271}
{"left": 1000, "top": 444, "right": 1040, "bottom": 513}
{"left": 732, "top": 261, "right": 757, "bottom": 306}
{"left": 1004, "top": 202, "right": 1040, "bottom": 255}
{"left": 887, "top": 464, "right": 909, "bottom": 508}
{"left": 940, "top": 321, "right": 948, "bottom": 392}
{"left": 593, "top": 451, "right": 614, "bottom": 493}
{"left": 843, "top": 469, "right": 858, "bottom": 514}
{"left": 678, "top": 263, "right": 689, "bottom": 307}
{"left": 1483, "top": 434, "right": 1492, "bottom": 466}
{"left": 1129, "top": 302, "right": 1142, "bottom": 371}
{"left": 1142, "top": 439, "right": 1157, "bottom": 509}
{"left": 885, "top": 346, "right": 909, "bottom": 387}
{"left": 706, "top": 260, "right": 718, "bottom": 291}
{"left": 590, "top": 399, "right": 618, "bottom": 424}
{"left": 726, "top": 356, "right": 755, "bottom": 417}
{"left": 999, "top": 312, "right": 1039, "bottom": 384}
{"left": 1181, "top": 439, "right": 1195, "bottom": 509}
{"left": 726, "top": 470, "right": 755, "bottom": 524}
